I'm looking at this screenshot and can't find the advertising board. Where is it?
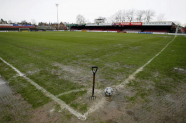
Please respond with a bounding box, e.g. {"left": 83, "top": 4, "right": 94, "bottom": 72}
{"left": 120, "top": 22, "right": 131, "bottom": 26}
{"left": 126, "top": 31, "right": 139, "bottom": 33}
{"left": 0, "top": 24, "right": 13, "bottom": 26}
{"left": 138, "top": 32, "right": 153, "bottom": 34}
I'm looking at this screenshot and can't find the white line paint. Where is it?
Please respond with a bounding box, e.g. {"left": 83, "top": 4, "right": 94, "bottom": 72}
{"left": 117, "top": 34, "right": 177, "bottom": 88}
{"left": 56, "top": 88, "right": 86, "bottom": 97}
{"left": 0, "top": 57, "right": 86, "bottom": 120}
{"left": 0, "top": 57, "right": 24, "bottom": 77}
{"left": 84, "top": 98, "right": 106, "bottom": 117}
{"left": 0, "top": 82, "right": 6, "bottom": 86}
{"left": 0, "top": 31, "right": 179, "bottom": 120}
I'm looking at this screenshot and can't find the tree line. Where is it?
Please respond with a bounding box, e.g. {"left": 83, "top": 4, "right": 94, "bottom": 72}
{"left": 76, "top": 9, "right": 168, "bottom": 24}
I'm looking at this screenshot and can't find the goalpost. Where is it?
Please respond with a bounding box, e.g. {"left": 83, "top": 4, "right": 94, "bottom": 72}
{"left": 19, "top": 28, "right": 30, "bottom": 32}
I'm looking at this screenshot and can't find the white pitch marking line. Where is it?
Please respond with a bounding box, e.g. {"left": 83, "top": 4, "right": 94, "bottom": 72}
{"left": 117, "top": 35, "right": 177, "bottom": 89}
{"left": 0, "top": 82, "right": 6, "bottom": 86}
{"left": 56, "top": 88, "right": 86, "bottom": 97}
{"left": 84, "top": 97, "right": 106, "bottom": 117}
{"left": 0, "top": 57, "right": 86, "bottom": 120}
{"left": 0, "top": 33, "right": 179, "bottom": 120}
{"left": 0, "top": 58, "right": 24, "bottom": 77}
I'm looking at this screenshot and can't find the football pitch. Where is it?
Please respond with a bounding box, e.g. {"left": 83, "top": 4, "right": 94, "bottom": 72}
{"left": 0, "top": 31, "right": 186, "bottom": 121}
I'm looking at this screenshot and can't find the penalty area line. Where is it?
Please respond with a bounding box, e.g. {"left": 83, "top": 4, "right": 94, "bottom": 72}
{"left": 0, "top": 57, "right": 86, "bottom": 120}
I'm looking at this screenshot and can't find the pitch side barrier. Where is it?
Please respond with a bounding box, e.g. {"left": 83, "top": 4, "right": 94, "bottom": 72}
{"left": 138, "top": 32, "right": 153, "bottom": 34}
{"left": 167, "top": 33, "right": 186, "bottom": 36}
{"left": 2, "top": 30, "right": 183, "bottom": 36}
{"left": 138, "top": 32, "right": 186, "bottom": 35}
{"left": 0, "top": 31, "right": 8, "bottom": 32}
{"left": 70, "top": 30, "right": 170, "bottom": 34}
{"left": 0, "top": 30, "right": 18, "bottom": 32}
{"left": 71, "top": 30, "right": 117, "bottom": 33}
{"left": 127, "top": 32, "right": 186, "bottom": 35}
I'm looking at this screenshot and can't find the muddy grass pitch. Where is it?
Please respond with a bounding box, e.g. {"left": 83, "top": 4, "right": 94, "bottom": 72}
{"left": 0, "top": 32, "right": 186, "bottom": 122}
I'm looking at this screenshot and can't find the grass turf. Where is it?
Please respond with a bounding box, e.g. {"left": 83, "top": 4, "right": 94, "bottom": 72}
{"left": 0, "top": 31, "right": 185, "bottom": 108}
{"left": 126, "top": 35, "right": 186, "bottom": 102}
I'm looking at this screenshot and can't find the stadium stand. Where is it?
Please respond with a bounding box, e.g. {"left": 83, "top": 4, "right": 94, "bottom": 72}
{"left": 182, "top": 28, "right": 186, "bottom": 33}
{"left": 0, "top": 21, "right": 182, "bottom": 33}
{"left": 0, "top": 24, "right": 35, "bottom": 31}
{"left": 69, "top": 21, "right": 177, "bottom": 33}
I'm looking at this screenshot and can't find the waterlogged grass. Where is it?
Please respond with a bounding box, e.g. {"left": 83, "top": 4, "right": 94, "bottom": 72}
{"left": 70, "top": 103, "right": 88, "bottom": 113}
{"left": 0, "top": 60, "right": 16, "bottom": 79}
{"left": 59, "top": 90, "right": 87, "bottom": 113}
{"left": 10, "top": 76, "right": 51, "bottom": 108}
{"left": 2, "top": 114, "right": 13, "bottom": 122}
{"left": 0, "top": 32, "right": 174, "bottom": 84}
{"left": 0, "top": 31, "right": 179, "bottom": 105}
{"left": 29, "top": 69, "right": 84, "bottom": 95}
{"left": 0, "top": 60, "right": 51, "bottom": 108}
{"left": 59, "top": 90, "right": 87, "bottom": 104}
{"left": 126, "top": 35, "right": 186, "bottom": 102}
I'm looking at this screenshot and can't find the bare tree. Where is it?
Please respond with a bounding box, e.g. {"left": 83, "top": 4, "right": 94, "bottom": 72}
{"left": 8, "top": 20, "right": 12, "bottom": 24}
{"left": 31, "top": 19, "right": 37, "bottom": 25}
{"left": 126, "top": 9, "right": 135, "bottom": 22}
{"left": 136, "top": 10, "right": 145, "bottom": 22}
{"left": 86, "top": 19, "right": 91, "bottom": 23}
{"left": 113, "top": 10, "right": 126, "bottom": 22}
{"left": 21, "top": 20, "right": 28, "bottom": 24}
{"left": 113, "top": 10, "right": 122, "bottom": 22}
{"left": 106, "top": 15, "right": 115, "bottom": 23}
{"left": 174, "top": 21, "right": 181, "bottom": 26}
{"left": 76, "top": 14, "right": 86, "bottom": 24}
{"left": 157, "top": 14, "right": 166, "bottom": 21}
{"left": 121, "top": 10, "right": 126, "bottom": 22}
{"left": 144, "top": 10, "right": 155, "bottom": 22}
{"left": 105, "top": 17, "right": 110, "bottom": 23}
{"left": 183, "top": 23, "right": 186, "bottom": 28}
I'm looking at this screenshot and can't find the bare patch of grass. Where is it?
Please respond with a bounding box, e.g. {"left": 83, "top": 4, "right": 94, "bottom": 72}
{"left": 53, "top": 62, "right": 92, "bottom": 87}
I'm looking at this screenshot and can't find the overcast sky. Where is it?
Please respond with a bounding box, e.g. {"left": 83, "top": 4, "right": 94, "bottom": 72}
{"left": 0, "top": 0, "right": 186, "bottom": 25}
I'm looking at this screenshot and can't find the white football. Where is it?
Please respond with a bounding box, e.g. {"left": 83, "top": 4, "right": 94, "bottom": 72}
{"left": 104, "top": 87, "right": 113, "bottom": 96}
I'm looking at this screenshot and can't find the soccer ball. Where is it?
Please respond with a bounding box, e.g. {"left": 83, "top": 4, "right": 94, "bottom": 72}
{"left": 104, "top": 87, "right": 113, "bottom": 96}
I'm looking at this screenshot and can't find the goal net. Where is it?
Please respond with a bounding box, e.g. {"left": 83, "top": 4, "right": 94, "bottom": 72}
{"left": 19, "top": 28, "right": 30, "bottom": 32}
